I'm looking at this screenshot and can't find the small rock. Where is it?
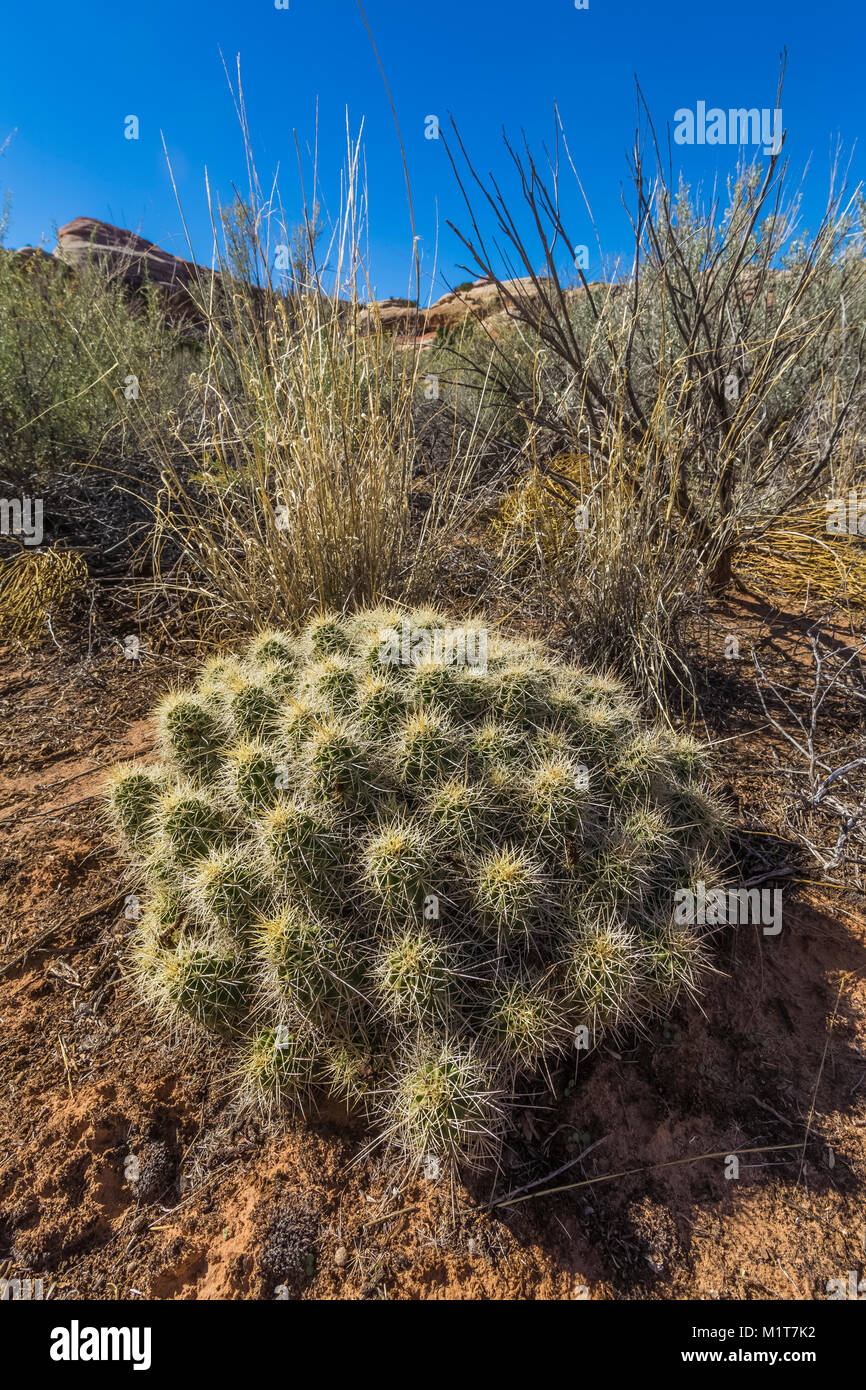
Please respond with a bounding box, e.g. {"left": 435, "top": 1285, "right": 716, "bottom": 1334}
{"left": 334, "top": 1246, "right": 348, "bottom": 1268}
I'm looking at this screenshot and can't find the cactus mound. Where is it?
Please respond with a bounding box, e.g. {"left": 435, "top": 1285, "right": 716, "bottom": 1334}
{"left": 107, "top": 606, "right": 728, "bottom": 1170}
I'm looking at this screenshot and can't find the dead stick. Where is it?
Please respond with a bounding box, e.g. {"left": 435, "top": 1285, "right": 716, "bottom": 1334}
{"left": 486, "top": 1135, "right": 609, "bottom": 1209}
{"left": 0, "top": 795, "right": 98, "bottom": 826}
{"left": 492, "top": 1142, "right": 804, "bottom": 1209}
{"left": 0, "top": 894, "right": 125, "bottom": 976}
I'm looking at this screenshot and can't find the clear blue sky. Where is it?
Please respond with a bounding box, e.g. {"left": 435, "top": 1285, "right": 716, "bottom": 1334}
{"left": 0, "top": 0, "right": 862, "bottom": 301}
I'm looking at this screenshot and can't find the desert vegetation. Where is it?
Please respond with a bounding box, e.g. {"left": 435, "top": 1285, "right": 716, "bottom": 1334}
{"left": 3, "top": 96, "right": 864, "bottom": 694}
{"left": 105, "top": 609, "right": 725, "bottom": 1168}
{"left": 2, "top": 67, "right": 865, "bottom": 1302}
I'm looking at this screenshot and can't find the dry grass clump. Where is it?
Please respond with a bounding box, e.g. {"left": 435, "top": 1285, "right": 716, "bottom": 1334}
{"left": 735, "top": 493, "right": 866, "bottom": 611}
{"left": 0, "top": 547, "right": 88, "bottom": 642}
{"left": 107, "top": 605, "right": 727, "bottom": 1170}
{"left": 489, "top": 454, "right": 591, "bottom": 564}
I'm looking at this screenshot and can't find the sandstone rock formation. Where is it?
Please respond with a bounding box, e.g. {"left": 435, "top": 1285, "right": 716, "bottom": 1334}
{"left": 355, "top": 296, "right": 422, "bottom": 336}
{"left": 423, "top": 276, "right": 538, "bottom": 332}
{"left": 53, "top": 217, "right": 210, "bottom": 319}
{"left": 354, "top": 276, "right": 546, "bottom": 342}
{"left": 9, "top": 218, "right": 572, "bottom": 342}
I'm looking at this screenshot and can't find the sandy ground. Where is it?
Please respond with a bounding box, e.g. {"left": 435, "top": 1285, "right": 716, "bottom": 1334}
{"left": 1, "top": 603, "right": 864, "bottom": 1300}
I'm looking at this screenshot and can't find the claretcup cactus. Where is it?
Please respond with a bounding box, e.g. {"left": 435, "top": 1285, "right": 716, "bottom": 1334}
{"left": 106, "top": 605, "right": 728, "bottom": 1170}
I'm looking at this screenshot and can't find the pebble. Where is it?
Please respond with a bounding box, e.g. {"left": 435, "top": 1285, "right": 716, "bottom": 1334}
{"left": 334, "top": 1246, "right": 348, "bottom": 1268}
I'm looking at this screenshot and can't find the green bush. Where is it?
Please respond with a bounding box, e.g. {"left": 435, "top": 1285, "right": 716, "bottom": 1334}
{"left": 0, "top": 214, "right": 193, "bottom": 480}
{"left": 107, "top": 605, "right": 727, "bottom": 1169}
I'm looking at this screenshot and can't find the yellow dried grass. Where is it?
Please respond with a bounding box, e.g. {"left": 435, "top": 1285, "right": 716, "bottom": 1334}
{"left": 0, "top": 546, "right": 88, "bottom": 642}
{"left": 735, "top": 492, "right": 866, "bottom": 610}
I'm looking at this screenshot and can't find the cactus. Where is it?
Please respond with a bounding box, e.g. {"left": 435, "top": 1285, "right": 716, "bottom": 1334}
{"left": 486, "top": 976, "right": 566, "bottom": 1075}
{"left": 372, "top": 925, "right": 461, "bottom": 1026}
{"left": 254, "top": 901, "right": 357, "bottom": 1030}
{"left": 219, "top": 738, "right": 286, "bottom": 814}
{"left": 255, "top": 797, "right": 344, "bottom": 903}
{"left": 105, "top": 763, "right": 167, "bottom": 849}
{"left": 247, "top": 629, "right": 298, "bottom": 671}
{"left": 383, "top": 1037, "right": 507, "bottom": 1169}
{"left": 472, "top": 844, "right": 548, "bottom": 946}
{"left": 239, "top": 1026, "right": 321, "bottom": 1111}
{"left": 156, "top": 787, "right": 229, "bottom": 867}
{"left": 155, "top": 691, "right": 225, "bottom": 781}
{"left": 362, "top": 815, "right": 432, "bottom": 914}
{"left": 145, "top": 936, "right": 247, "bottom": 1030}
{"left": 188, "top": 847, "right": 263, "bottom": 935}
{"left": 108, "top": 607, "right": 727, "bottom": 1169}
{"left": 324, "top": 1039, "right": 377, "bottom": 1109}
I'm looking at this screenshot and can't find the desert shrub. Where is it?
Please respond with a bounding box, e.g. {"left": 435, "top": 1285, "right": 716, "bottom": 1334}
{"left": 432, "top": 89, "right": 866, "bottom": 705}
{"left": 753, "top": 617, "right": 866, "bottom": 887}
{"left": 107, "top": 609, "right": 726, "bottom": 1171}
{"left": 735, "top": 491, "right": 866, "bottom": 609}
{"left": 138, "top": 162, "right": 482, "bottom": 635}
{"left": 489, "top": 454, "right": 591, "bottom": 564}
{"left": 0, "top": 212, "right": 192, "bottom": 481}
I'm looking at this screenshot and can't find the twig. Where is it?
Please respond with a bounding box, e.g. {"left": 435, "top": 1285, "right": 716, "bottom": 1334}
{"left": 360, "top": 1203, "right": 425, "bottom": 1230}
{"left": 0, "top": 894, "right": 125, "bottom": 976}
{"left": 798, "top": 978, "right": 846, "bottom": 1183}
{"left": 486, "top": 1135, "right": 609, "bottom": 1208}
{"left": 0, "top": 795, "right": 98, "bottom": 826}
{"left": 57, "top": 1034, "right": 74, "bottom": 1101}
{"left": 491, "top": 1142, "right": 803, "bottom": 1209}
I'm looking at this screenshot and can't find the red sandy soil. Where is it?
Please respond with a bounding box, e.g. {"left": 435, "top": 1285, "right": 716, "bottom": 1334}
{"left": 1, "top": 602, "right": 864, "bottom": 1300}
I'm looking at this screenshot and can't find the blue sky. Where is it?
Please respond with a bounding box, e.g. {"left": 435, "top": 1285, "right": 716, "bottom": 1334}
{"left": 0, "top": 0, "right": 862, "bottom": 301}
